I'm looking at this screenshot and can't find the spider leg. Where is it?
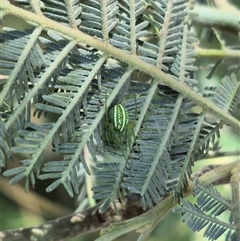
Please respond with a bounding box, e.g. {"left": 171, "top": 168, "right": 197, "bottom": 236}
{"left": 112, "top": 129, "right": 129, "bottom": 161}
{"left": 129, "top": 96, "right": 142, "bottom": 159}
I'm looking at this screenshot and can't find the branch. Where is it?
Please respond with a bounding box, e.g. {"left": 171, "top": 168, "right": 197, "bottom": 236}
{"left": 0, "top": 194, "right": 144, "bottom": 241}
{"left": 194, "top": 46, "right": 240, "bottom": 58}
{"left": 190, "top": 6, "right": 240, "bottom": 36}
{"left": 197, "top": 150, "right": 240, "bottom": 160}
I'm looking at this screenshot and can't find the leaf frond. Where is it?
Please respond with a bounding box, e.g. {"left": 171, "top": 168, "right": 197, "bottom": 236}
{"left": 213, "top": 73, "right": 240, "bottom": 118}
{"left": 174, "top": 182, "right": 236, "bottom": 241}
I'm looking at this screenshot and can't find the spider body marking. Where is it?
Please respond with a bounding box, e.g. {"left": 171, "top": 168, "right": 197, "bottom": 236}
{"left": 108, "top": 104, "right": 129, "bottom": 132}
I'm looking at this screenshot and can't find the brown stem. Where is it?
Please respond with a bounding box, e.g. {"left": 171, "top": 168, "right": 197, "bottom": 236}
{"left": 0, "top": 194, "right": 144, "bottom": 241}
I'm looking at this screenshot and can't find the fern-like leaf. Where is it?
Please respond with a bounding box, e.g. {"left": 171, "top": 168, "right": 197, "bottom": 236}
{"left": 174, "top": 182, "right": 237, "bottom": 241}
{"left": 40, "top": 0, "right": 82, "bottom": 28}
{"left": 0, "top": 27, "right": 47, "bottom": 105}
{"left": 213, "top": 74, "right": 240, "bottom": 117}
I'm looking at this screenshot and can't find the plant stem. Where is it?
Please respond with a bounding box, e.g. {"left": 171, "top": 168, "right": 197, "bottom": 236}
{"left": 190, "top": 5, "right": 240, "bottom": 36}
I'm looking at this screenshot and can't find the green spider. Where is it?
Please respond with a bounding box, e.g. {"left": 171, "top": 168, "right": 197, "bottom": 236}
{"left": 107, "top": 103, "right": 129, "bottom": 143}
{"left": 104, "top": 102, "right": 137, "bottom": 158}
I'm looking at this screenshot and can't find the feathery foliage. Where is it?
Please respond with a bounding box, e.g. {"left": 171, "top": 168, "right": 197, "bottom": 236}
{"left": 0, "top": 0, "right": 235, "bottom": 206}
{"left": 0, "top": 0, "right": 239, "bottom": 240}
{"left": 174, "top": 181, "right": 237, "bottom": 241}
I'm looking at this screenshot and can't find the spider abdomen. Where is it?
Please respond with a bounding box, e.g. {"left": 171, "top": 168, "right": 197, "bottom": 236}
{"left": 109, "top": 104, "right": 129, "bottom": 132}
